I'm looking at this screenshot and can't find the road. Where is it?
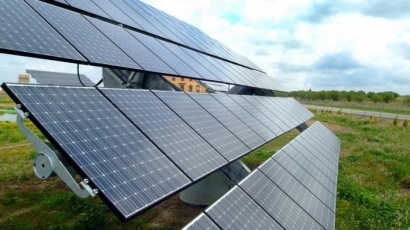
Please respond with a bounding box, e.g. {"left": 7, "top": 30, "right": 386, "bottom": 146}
{"left": 304, "top": 104, "right": 410, "bottom": 120}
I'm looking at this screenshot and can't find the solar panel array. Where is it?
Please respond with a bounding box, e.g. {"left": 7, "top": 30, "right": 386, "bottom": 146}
{"left": 2, "top": 83, "right": 312, "bottom": 221}
{"left": 26, "top": 69, "right": 95, "bottom": 86}
{"left": 0, "top": 0, "right": 285, "bottom": 91}
{"left": 184, "top": 122, "right": 340, "bottom": 230}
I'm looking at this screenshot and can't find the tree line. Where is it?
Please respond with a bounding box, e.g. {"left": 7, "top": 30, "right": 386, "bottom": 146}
{"left": 288, "top": 90, "right": 410, "bottom": 105}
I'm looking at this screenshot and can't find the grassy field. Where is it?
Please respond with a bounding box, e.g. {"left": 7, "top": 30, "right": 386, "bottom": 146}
{"left": 1, "top": 104, "right": 410, "bottom": 229}
{"left": 299, "top": 97, "right": 410, "bottom": 116}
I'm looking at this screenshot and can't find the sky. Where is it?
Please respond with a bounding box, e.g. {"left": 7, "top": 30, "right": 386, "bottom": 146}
{"left": 1, "top": 0, "right": 410, "bottom": 94}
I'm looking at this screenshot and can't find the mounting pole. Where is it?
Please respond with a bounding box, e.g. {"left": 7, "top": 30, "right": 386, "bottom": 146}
{"left": 15, "top": 106, "right": 97, "bottom": 198}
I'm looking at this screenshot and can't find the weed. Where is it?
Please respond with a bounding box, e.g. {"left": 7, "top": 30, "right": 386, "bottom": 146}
{"left": 404, "top": 119, "right": 408, "bottom": 128}
{"left": 393, "top": 117, "right": 398, "bottom": 126}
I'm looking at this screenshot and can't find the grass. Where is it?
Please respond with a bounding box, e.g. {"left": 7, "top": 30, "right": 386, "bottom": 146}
{"left": 300, "top": 97, "right": 410, "bottom": 116}
{"left": 1, "top": 112, "right": 409, "bottom": 229}
{"left": 0, "top": 94, "right": 15, "bottom": 110}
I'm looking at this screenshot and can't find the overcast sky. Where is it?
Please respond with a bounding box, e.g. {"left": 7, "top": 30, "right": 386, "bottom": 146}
{"left": 1, "top": 0, "right": 410, "bottom": 94}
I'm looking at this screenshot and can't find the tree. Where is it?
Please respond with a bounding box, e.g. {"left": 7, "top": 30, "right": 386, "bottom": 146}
{"left": 329, "top": 90, "right": 341, "bottom": 102}
{"left": 403, "top": 95, "right": 410, "bottom": 107}
{"left": 345, "top": 91, "right": 354, "bottom": 102}
{"left": 354, "top": 91, "right": 366, "bottom": 104}
{"left": 317, "top": 91, "right": 327, "bottom": 101}
{"left": 367, "top": 91, "right": 376, "bottom": 99}
{"left": 371, "top": 94, "right": 382, "bottom": 104}
{"left": 381, "top": 92, "right": 394, "bottom": 103}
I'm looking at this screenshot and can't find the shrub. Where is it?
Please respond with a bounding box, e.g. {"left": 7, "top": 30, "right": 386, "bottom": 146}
{"left": 393, "top": 117, "right": 398, "bottom": 126}
{"left": 337, "top": 110, "right": 342, "bottom": 115}
{"left": 404, "top": 119, "right": 408, "bottom": 128}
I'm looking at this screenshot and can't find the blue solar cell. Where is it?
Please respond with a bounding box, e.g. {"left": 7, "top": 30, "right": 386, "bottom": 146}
{"left": 206, "top": 186, "right": 283, "bottom": 230}
{"left": 100, "top": 88, "right": 227, "bottom": 181}
{"left": 241, "top": 96, "right": 290, "bottom": 133}
{"left": 158, "top": 40, "right": 222, "bottom": 82}
{"left": 153, "top": 91, "right": 250, "bottom": 161}
{"left": 187, "top": 93, "right": 265, "bottom": 150}
{"left": 211, "top": 94, "right": 274, "bottom": 142}
{"left": 259, "top": 158, "right": 334, "bottom": 230}
{"left": 0, "top": 0, "right": 85, "bottom": 62}
{"left": 182, "top": 213, "right": 220, "bottom": 230}
{"left": 64, "top": 0, "right": 110, "bottom": 18}
{"left": 3, "top": 84, "right": 191, "bottom": 221}
{"left": 91, "top": 0, "right": 144, "bottom": 30}
{"left": 239, "top": 170, "right": 323, "bottom": 230}
{"left": 27, "top": 0, "right": 141, "bottom": 70}
{"left": 229, "top": 95, "right": 283, "bottom": 137}
{"left": 86, "top": 17, "right": 176, "bottom": 74}
{"left": 129, "top": 32, "right": 202, "bottom": 78}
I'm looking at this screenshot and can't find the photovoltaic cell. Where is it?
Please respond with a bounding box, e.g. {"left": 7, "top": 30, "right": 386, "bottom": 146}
{"left": 0, "top": 0, "right": 86, "bottom": 62}
{"left": 64, "top": 0, "right": 111, "bottom": 18}
{"left": 259, "top": 158, "right": 334, "bottom": 230}
{"left": 229, "top": 95, "right": 283, "bottom": 137}
{"left": 241, "top": 96, "right": 290, "bottom": 133}
{"left": 239, "top": 170, "right": 323, "bottom": 230}
{"left": 258, "top": 97, "right": 297, "bottom": 130}
{"left": 211, "top": 94, "right": 274, "bottom": 142}
{"left": 86, "top": 17, "right": 176, "bottom": 74}
{"left": 109, "top": 0, "right": 166, "bottom": 38}
{"left": 182, "top": 213, "right": 220, "bottom": 230}
{"left": 2, "top": 84, "right": 191, "bottom": 221}
{"left": 129, "top": 32, "right": 202, "bottom": 79}
{"left": 153, "top": 91, "right": 250, "bottom": 161}
{"left": 100, "top": 88, "right": 227, "bottom": 181}
{"left": 187, "top": 93, "right": 264, "bottom": 150}
{"left": 294, "top": 138, "right": 338, "bottom": 182}
{"left": 26, "top": 69, "right": 95, "bottom": 87}
{"left": 283, "top": 144, "right": 337, "bottom": 196}
{"left": 274, "top": 150, "right": 335, "bottom": 212}
{"left": 158, "top": 40, "right": 222, "bottom": 82}
{"left": 206, "top": 186, "right": 282, "bottom": 230}
{"left": 91, "top": 0, "right": 144, "bottom": 31}
{"left": 27, "top": 0, "right": 141, "bottom": 70}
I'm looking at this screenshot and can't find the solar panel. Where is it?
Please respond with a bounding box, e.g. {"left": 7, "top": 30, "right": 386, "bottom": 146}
{"left": 91, "top": 0, "right": 144, "bottom": 31}
{"left": 183, "top": 50, "right": 237, "bottom": 84}
{"left": 239, "top": 170, "right": 324, "bottom": 230}
{"left": 26, "top": 69, "right": 95, "bottom": 87}
{"left": 182, "top": 213, "right": 220, "bottom": 230}
{"left": 109, "top": 0, "right": 166, "bottom": 38}
{"left": 294, "top": 138, "right": 338, "bottom": 182}
{"left": 27, "top": 0, "right": 141, "bottom": 70}
{"left": 259, "top": 158, "right": 335, "bottom": 230}
{"left": 211, "top": 94, "right": 275, "bottom": 142}
{"left": 187, "top": 93, "right": 265, "bottom": 150}
{"left": 228, "top": 95, "right": 284, "bottom": 137}
{"left": 157, "top": 40, "right": 222, "bottom": 82}
{"left": 64, "top": 0, "right": 111, "bottom": 18}
{"left": 99, "top": 88, "right": 227, "bottom": 181}
{"left": 274, "top": 150, "right": 335, "bottom": 212}
{"left": 0, "top": 0, "right": 86, "bottom": 62}
{"left": 257, "top": 97, "right": 298, "bottom": 130}
{"left": 241, "top": 96, "right": 290, "bottom": 133}
{"left": 2, "top": 83, "right": 191, "bottom": 221}
{"left": 129, "top": 32, "right": 202, "bottom": 79}
{"left": 153, "top": 91, "right": 250, "bottom": 161}
{"left": 282, "top": 144, "right": 337, "bottom": 196}
{"left": 205, "top": 186, "right": 283, "bottom": 230}
{"left": 86, "top": 16, "right": 177, "bottom": 74}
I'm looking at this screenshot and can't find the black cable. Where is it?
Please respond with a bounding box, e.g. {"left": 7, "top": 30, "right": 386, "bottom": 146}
{"left": 77, "top": 63, "right": 86, "bottom": 87}
{"left": 94, "top": 78, "right": 103, "bottom": 87}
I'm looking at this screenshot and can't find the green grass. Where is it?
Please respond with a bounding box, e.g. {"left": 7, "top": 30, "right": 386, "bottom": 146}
{"left": 300, "top": 97, "right": 410, "bottom": 116}
{"left": 1, "top": 112, "right": 410, "bottom": 229}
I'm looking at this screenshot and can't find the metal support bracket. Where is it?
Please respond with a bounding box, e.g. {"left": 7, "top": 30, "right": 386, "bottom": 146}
{"left": 15, "top": 106, "right": 97, "bottom": 198}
